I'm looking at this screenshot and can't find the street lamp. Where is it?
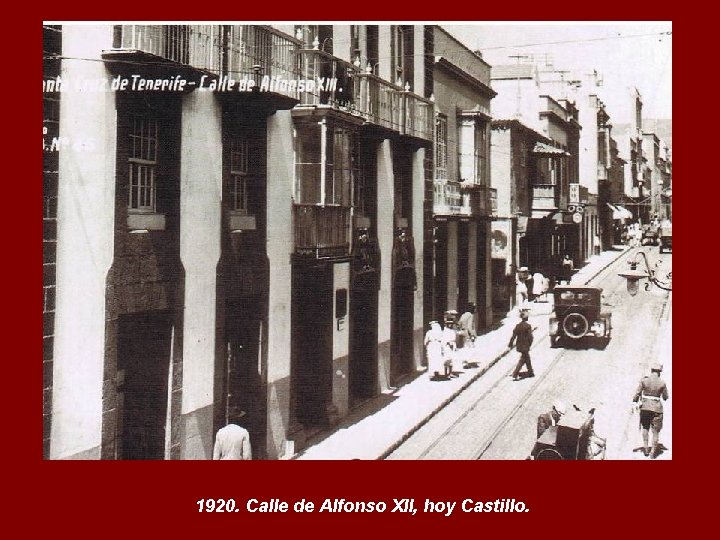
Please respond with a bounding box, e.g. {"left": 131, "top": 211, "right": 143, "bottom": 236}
{"left": 618, "top": 251, "right": 672, "bottom": 296}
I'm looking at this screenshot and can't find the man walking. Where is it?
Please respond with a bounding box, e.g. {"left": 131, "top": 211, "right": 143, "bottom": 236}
{"left": 457, "top": 303, "right": 477, "bottom": 368}
{"left": 508, "top": 310, "right": 534, "bottom": 381}
{"left": 632, "top": 362, "right": 669, "bottom": 458}
{"left": 213, "top": 410, "right": 252, "bottom": 460}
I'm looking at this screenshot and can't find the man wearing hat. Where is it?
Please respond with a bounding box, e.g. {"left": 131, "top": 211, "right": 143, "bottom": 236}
{"left": 632, "top": 363, "right": 669, "bottom": 458}
{"left": 536, "top": 400, "right": 567, "bottom": 438}
{"left": 508, "top": 309, "right": 534, "bottom": 381}
{"left": 213, "top": 409, "right": 252, "bottom": 460}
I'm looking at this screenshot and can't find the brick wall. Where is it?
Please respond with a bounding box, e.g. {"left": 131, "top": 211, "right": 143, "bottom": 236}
{"left": 43, "top": 25, "right": 61, "bottom": 459}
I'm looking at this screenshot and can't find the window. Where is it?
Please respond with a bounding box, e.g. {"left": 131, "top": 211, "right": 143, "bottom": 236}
{"left": 391, "top": 25, "right": 413, "bottom": 88}
{"left": 330, "top": 128, "right": 354, "bottom": 206}
{"left": 294, "top": 121, "right": 355, "bottom": 207}
{"left": 458, "top": 116, "right": 488, "bottom": 184}
{"left": 475, "top": 120, "right": 488, "bottom": 185}
{"left": 128, "top": 114, "right": 158, "bottom": 212}
{"left": 230, "top": 137, "right": 250, "bottom": 213}
{"left": 435, "top": 114, "right": 448, "bottom": 180}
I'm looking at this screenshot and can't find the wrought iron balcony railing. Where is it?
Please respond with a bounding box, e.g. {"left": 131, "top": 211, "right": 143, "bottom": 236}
{"left": 112, "top": 24, "right": 221, "bottom": 72}
{"left": 110, "top": 25, "right": 301, "bottom": 92}
{"left": 398, "top": 90, "right": 434, "bottom": 141}
{"left": 297, "top": 49, "right": 356, "bottom": 110}
{"left": 224, "top": 26, "right": 301, "bottom": 96}
{"left": 293, "top": 204, "right": 351, "bottom": 258}
{"left": 353, "top": 72, "right": 402, "bottom": 132}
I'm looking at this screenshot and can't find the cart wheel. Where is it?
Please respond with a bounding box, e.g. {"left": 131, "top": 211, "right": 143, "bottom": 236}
{"left": 535, "top": 448, "right": 563, "bottom": 460}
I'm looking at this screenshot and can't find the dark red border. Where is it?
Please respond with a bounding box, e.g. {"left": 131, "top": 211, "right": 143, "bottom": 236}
{"left": 26, "top": 6, "right": 690, "bottom": 535}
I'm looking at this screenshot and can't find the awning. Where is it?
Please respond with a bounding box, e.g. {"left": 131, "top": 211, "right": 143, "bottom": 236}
{"left": 607, "top": 203, "right": 632, "bottom": 220}
{"left": 532, "top": 142, "right": 570, "bottom": 156}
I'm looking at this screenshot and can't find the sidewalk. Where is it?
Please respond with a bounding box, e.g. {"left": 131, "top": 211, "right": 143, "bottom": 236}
{"left": 293, "top": 247, "right": 630, "bottom": 460}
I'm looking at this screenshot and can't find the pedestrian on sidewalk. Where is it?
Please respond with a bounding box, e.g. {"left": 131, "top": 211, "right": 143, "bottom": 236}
{"left": 456, "top": 303, "right": 476, "bottom": 349}
{"left": 442, "top": 311, "right": 459, "bottom": 378}
{"left": 632, "top": 362, "right": 669, "bottom": 458}
{"left": 516, "top": 267, "right": 529, "bottom": 308}
{"left": 508, "top": 310, "right": 534, "bottom": 381}
{"left": 213, "top": 410, "right": 252, "bottom": 460}
{"left": 532, "top": 270, "right": 546, "bottom": 302}
{"left": 424, "top": 321, "right": 444, "bottom": 380}
{"left": 560, "top": 255, "right": 574, "bottom": 285}
{"left": 593, "top": 234, "right": 601, "bottom": 256}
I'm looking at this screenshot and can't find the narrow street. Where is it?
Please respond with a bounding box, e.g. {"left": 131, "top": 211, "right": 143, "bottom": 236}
{"left": 387, "top": 247, "right": 672, "bottom": 460}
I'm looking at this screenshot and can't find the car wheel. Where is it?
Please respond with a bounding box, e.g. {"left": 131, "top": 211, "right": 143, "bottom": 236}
{"left": 562, "top": 313, "right": 589, "bottom": 339}
{"left": 535, "top": 448, "right": 563, "bottom": 460}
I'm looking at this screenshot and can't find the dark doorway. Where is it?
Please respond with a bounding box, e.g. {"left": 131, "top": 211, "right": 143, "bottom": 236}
{"left": 291, "top": 264, "right": 333, "bottom": 427}
{"left": 434, "top": 222, "right": 448, "bottom": 320}
{"left": 457, "top": 221, "right": 469, "bottom": 313}
{"left": 349, "top": 282, "right": 378, "bottom": 405}
{"left": 390, "top": 270, "right": 414, "bottom": 384}
{"left": 116, "top": 311, "right": 173, "bottom": 460}
{"left": 225, "top": 296, "right": 265, "bottom": 457}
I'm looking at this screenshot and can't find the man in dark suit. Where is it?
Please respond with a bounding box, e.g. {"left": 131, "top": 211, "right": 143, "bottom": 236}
{"left": 508, "top": 310, "right": 534, "bottom": 381}
{"left": 633, "top": 362, "right": 669, "bottom": 458}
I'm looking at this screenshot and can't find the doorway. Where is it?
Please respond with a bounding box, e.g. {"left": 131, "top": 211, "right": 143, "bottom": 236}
{"left": 349, "top": 281, "right": 378, "bottom": 405}
{"left": 291, "top": 264, "right": 333, "bottom": 427}
{"left": 225, "top": 296, "right": 264, "bottom": 456}
{"left": 390, "top": 270, "right": 414, "bottom": 384}
{"left": 116, "top": 311, "right": 173, "bottom": 460}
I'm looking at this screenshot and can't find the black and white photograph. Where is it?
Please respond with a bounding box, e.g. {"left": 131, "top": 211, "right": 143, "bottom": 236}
{"left": 42, "top": 21, "right": 672, "bottom": 461}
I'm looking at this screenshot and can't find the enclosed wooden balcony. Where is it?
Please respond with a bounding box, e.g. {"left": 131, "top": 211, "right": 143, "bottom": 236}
{"left": 293, "top": 204, "right": 351, "bottom": 259}
{"left": 532, "top": 184, "right": 559, "bottom": 210}
{"left": 469, "top": 185, "right": 497, "bottom": 217}
{"left": 433, "top": 180, "right": 471, "bottom": 216}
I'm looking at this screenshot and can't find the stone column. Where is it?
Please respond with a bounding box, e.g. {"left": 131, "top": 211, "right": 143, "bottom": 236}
{"left": 178, "top": 90, "right": 223, "bottom": 459}
{"left": 265, "top": 110, "right": 295, "bottom": 458}
{"left": 412, "top": 148, "right": 425, "bottom": 370}
{"left": 446, "top": 221, "right": 458, "bottom": 311}
{"left": 376, "top": 139, "right": 394, "bottom": 391}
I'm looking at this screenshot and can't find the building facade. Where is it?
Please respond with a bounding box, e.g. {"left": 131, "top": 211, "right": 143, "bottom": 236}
{"left": 46, "top": 24, "right": 435, "bottom": 460}
{"left": 430, "top": 27, "right": 496, "bottom": 328}
{"left": 491, "top": 62, "right": 582, "bottom": 278}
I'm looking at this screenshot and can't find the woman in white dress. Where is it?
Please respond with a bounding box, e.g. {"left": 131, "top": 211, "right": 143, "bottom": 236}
{"left": 424, "top": 321, "right": 444, "bottom": 379}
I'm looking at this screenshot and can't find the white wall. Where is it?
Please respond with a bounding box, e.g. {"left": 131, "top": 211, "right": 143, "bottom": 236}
{"left": 52, "top": 25, "right": 117, "bottom": 459}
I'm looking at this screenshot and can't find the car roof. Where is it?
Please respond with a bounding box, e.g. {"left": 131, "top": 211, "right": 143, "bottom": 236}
{"left": 554, "top": 286, "right": 603, "bottom": 292}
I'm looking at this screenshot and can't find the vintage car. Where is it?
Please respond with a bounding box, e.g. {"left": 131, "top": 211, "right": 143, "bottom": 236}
{"left": 641, "top": 223, "right": 659, "bottom": 246}
{"left": 531, "top": 408, "right": 606, "bottom": 460}
{"left": 549, "top": 286, "right": 611, "bottom": 347}
{"left": 658, "top": 221, "right": 672, "bottom": 253}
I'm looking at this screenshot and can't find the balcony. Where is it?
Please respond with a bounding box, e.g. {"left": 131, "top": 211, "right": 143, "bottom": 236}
{"left": 433, "top": 180, "right": 471, "bottom": 216}
{"left": 295, "top": 50, "right": 434, "bottom": 142}
{"left": 106, "top": 25, "right": 221, "bottom": 73}
{"left": 532, "top": 184, "right": 559, "bottom": 210}
{"left": 293, "top": 204, "right": 351, "bottom": 259}
{"left": 104, "top": 25, "right": 301, "bottom": 106}
{"left": 225, "top": 26, "right": 301, "bottom": 99}
{"left": 468, "top": 185, "right": 497, "bottom": 217}
{"left": 297, "top": 49, "right": 356, "bottom": 111}
{"left": 398, "top": 90, "right": 434, "bottom": 141}
{"left": 353, "top": 72, "right": 402, "bottom": 132}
